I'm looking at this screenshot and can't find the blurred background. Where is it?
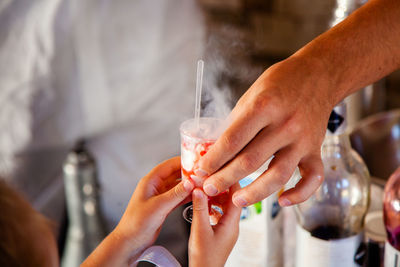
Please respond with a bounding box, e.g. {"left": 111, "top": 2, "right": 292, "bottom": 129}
{"left": 0, "top": 0, "right": 399, "bottom": 266}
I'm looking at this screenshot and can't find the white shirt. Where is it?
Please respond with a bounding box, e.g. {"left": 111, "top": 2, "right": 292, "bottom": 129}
{"left": 0, "top": 0, "right": 205, "bottom": 264}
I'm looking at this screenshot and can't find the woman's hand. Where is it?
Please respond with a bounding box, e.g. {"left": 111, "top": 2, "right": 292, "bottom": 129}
{"left": 189, "top": 184, "right": 242, "bottom": 267}
{"left": 82, "top": 157, "right": 194, "bottom": 266}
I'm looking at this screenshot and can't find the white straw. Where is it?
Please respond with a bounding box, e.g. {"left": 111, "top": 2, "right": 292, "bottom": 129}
{"left": 194, "top": 60, "right": 204, "bottom": 128}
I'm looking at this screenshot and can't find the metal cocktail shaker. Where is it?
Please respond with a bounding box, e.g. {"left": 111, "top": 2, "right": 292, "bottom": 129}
{"left": 61, "top": 140, "right": 107, "bottom": 267}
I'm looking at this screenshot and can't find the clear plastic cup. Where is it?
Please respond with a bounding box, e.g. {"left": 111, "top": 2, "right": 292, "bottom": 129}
{"left": 180, "top": 117, "right": 229, "bottom": 225}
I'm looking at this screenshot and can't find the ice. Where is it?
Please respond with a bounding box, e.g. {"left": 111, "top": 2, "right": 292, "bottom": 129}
{"left": 195, "top": 143, "right": 205, "bottom": 154}
{"left": 181, "top": 146, "right": 196, "bottom": 171}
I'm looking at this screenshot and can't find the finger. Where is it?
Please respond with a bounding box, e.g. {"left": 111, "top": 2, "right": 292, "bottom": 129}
{"left": 137, "top": 169, "right": 182, "bottom": 199}
{"left": 137, "top": 157, "right": 181, "bottom": 197}
{"left": 203, "top": 126, "right": 290, "bottom": 196}
{"left": 156, "top": 179, "right": 194, "bottom": 213}
{"left": 156, "top": 170, "right": 182, "bottom": 193}
{"left": 192, "top": 189, "right": 212, "bottom": 234}
{"left": 217, "top": 183, "right": 242, "bottom": 228}
{"left": 164, "top": 169, "right": 183, "bottom": 183}
{"left": 231, "top": 146, "right": 300, "bottom": 207}
{"left": 146, "top": 157, "right": 181, "bottom": 182}
{"left": 278, "top": 153, "right": 324, "bottom": 206}
{"left": 198, "top": 105, "right": 269, "bottom": 177}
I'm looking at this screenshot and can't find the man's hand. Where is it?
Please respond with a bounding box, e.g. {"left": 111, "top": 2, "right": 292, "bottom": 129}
{"left": 197, "top": 0, "right": 400, "bottom": 208}
{"left": 198, "top": 57, "right": 333, "bottom": 208}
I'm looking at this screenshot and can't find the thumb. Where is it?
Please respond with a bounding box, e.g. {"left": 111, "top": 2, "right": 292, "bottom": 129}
{"left": 192, "top": 189, "right": 211, "bottom": 233}
{"left": 158, "top": 179, "right": 194, "bottom": 213}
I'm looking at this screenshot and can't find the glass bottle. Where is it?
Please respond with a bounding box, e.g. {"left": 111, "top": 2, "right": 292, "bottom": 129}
{"left": 383, "top": 167, "right": 400, "bottom": 267}
{"left": 295, "top": 102, "right": 370, "bottom": 267}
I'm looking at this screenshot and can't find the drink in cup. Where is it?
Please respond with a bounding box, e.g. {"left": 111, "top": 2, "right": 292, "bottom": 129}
{"left": 180, "top": 117, "right": 229, "bottom": 225}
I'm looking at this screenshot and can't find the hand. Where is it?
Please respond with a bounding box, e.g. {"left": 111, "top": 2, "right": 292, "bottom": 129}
{"left": 198, "top": 56, "right": 335, "bottom": 208}
{"left": 82, "top": 157, "right": 194, "bottom": 266}
{"left": 198, "top": 0, "right": 400, "bottom": 208}
{"left": 188, "top": 185, "right": 242, "bottom": 267}
{"left": 118, "top": 156, "right": 194, "bottom": 250}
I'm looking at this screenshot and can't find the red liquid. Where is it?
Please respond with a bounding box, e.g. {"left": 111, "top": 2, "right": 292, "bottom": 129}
{"left": 383, "top": 169, "right": 400, "bottom": 251}
{"left": 386, "top": 225, "right": 400, "bottom": 251}
{"left": 181, "top": 140, "right": 213, "bottom": 187}
{"left": 181, "top": 139, "right": 228, "bottom": 224}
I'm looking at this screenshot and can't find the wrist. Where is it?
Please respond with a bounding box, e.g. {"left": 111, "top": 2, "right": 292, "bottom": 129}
{"left": 289, "top": 52, "right": 344, "bottom": 108}
{"left": 189, "top": 252, "right": 226, "bottom": 267}
{"left": 81, "top": 227, "right": 145, "bottom": 267}
{"left": 110, "top": 226, "right": 147, "bottom": 264}
{"left": 265, "top": 55, "right": 338, "bottom": 117}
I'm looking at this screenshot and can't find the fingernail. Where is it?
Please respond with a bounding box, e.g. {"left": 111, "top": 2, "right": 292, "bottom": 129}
{"left": 183, "top": 180, "right": 194, "bottom": 192}
{"left": 193, "top": 189, "right": 204, "bottom": 199}
{"left": 233, "top": 195, "right": 248, "bottom": 207}
{"left": 194, "top": 169, "right": 208, "bottom": 178}
{"left": 279, "top": 198, "right": 291, "bottom": 207}
{"left": 204, "top": 184, "right": 218, "bottom": 196}
{"left": 190, "top": 175, "right": 203, "bottom": 188}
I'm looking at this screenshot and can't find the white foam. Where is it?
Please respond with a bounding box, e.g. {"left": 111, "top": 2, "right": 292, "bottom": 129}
{"left": 181, "top": 117, "right": 224, "bottom": 141}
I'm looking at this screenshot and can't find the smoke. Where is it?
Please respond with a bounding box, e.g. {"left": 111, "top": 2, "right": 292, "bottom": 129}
{"left": 201, "top": 59, "right": 234, "bottom": 119}
{"left": 199, "top": 23, "right": 263, "bottom": 120}
{"left": 200, "top": 25, "right": 240, "bottom": 120}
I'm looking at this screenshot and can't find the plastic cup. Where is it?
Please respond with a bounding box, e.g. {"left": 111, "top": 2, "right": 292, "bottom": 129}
{"left": 180, "top": 117, "right": 229, "bottom": 225}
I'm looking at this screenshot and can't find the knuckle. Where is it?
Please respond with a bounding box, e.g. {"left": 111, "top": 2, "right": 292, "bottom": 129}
{"left": 312, "top": 155, "right": 324, "bottom": 169}
{"left": 252, "top": 96, "right": 269, "bottom": 113}
{"left": 222, "top": 134, "right": 240, "bottom": 153}
{"left": 237, "top": 153, "right": 258, "bottom": 172}
{"left": 200, "top": 159, "right": 214, "bottom": 174}
{"left": 286, "top": 118, "right": 302, "bottom": 136}
{"left": 272, "top": 165, "right": 292, "bottom": 185}
{"left": 296, "top": 186, "right": 317, "bottom": 203}
{"left": 212, "top": 175, "right": 230, "bottom": 192}
{"left": 173, "top": 184, "right": 185, "bottom": 199}
{"left": 193, "top": 205, "right": 207, "bottom": 212}
{"left": 301, "top": 153, "right": 324, "bottom": 174}
{"left": 241, "top": 178, "right": 274, "bottom": 205}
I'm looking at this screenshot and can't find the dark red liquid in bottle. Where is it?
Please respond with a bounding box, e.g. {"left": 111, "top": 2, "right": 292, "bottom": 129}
{"left": 383, "top": 168, "right": 400, "bottom": 251}
{"left": 385, "top": 225, "right": 400, "bottom": 251}
{"left": 311, "top": 225, "right": 343, "bottom": 240}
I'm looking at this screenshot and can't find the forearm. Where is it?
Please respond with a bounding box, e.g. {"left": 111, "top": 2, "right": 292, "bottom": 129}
{"left": 81, "top": 228, "right": 144, "bottom": 267}
{"left": 292, "top": 0, "right": 400, "bottom": 103}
